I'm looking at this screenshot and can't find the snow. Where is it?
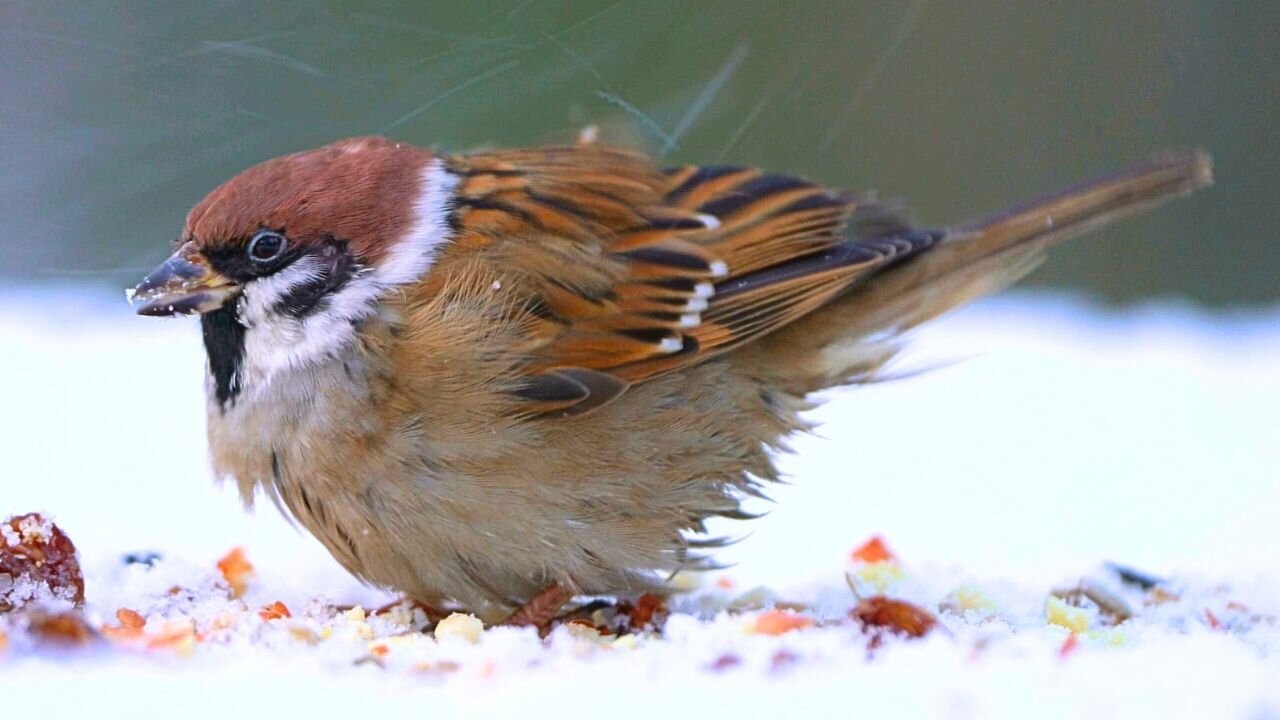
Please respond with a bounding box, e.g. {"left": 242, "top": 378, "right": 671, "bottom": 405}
{"left": 1, "top": 286, "right": 1278, "bottom": 719}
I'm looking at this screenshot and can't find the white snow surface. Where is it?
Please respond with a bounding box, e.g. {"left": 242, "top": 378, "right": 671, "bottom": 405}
{"left": 1, "top": 286, "right": 1278, "bottom": 718}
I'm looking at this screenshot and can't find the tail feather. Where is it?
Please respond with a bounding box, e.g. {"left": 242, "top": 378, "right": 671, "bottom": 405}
{"left": 953, "top": 149, "right": 1213, "bottom": 272}
{"left": 746, "top": 150, "right": 1214, "bottom": 393}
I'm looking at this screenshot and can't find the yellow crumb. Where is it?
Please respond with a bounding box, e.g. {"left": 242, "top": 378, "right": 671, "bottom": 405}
{"left": 949, "top": 585, "right": 999, "bottom": 612}
{"left": 434, "top": 612, "right": 484, "bottom": 644}
{"left": 172, "top": 633, "right": 197, "bottom": 658}
{"left": 287, "top": 625, "right": 320, "bottom": 645}
{"left": 1046, "top": 596, "right": 1091, "bottom": 633}
{"left": 611, "top": 634, "right": 639, "bottom": 650}
{"left": 379, "top": 633, "right": 422, "bottom": 650}
{"left": 1085, "top": 627, "right": 1130, "bottom": 648}
{"left": 381, "top": 605, "right": 415, "bottom": 628}
{"left": 666, "top": 571, "right": 702, "bottom": 591}
{"left": 565, "top": 622, "right": 607, "bottom": 646}
{"left": 850, "top": 561, "right": 906, "bottom": 591}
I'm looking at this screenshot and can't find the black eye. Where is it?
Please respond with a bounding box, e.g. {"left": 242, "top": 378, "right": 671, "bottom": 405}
{"left": 247, "top": 230, "right": 287, "bottom": 263}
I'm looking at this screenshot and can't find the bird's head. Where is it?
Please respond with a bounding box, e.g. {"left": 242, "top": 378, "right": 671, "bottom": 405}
{"left": 130, "top": 136, "right": 452, "bottom": 319}
{"left": 130, "top": 136, "right": 457, "bottom": 402}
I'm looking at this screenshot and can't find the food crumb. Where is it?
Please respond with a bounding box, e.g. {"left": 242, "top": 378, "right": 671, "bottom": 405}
{"left": 258, "top": 601, "right": 291, "bottom": 621}
{"left": 116, "top": 608, "right": 146, "bottom": 630}
{"left": 1047, "top": 596, "right": 1092, "bottom": 633}
{"left": 434, "top": 612, "right": 484, "bottom": 644}
{"left": 851, "top": 535, "right": 895, "bottom": 564}
{"left": 750, "top": 609, "right": 814, "bottom": 636}
{"left": 1059, "top": 633, "right": 1080, "bottom": 658}
{"left": 848, "top": 561, "right": 906, "bottom": 592}
{"left": 215, "top": 548, "right": 254, "bottom": 599}
{"left": 852, "top": 596, "right": 938, "bottom": 639}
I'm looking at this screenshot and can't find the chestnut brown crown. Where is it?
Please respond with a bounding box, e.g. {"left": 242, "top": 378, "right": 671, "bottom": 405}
{"left": 184, "top": 136, "right": 435, "bottom": 267}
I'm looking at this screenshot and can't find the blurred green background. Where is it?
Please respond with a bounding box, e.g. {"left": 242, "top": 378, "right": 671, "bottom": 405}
{"left": 2, "top": 1, "right": 1275, "bottom": 305}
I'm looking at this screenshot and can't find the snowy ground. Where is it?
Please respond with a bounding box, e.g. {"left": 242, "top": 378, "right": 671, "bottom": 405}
{"left": 2, "top": 286, "right": 1278, "bottom": 719}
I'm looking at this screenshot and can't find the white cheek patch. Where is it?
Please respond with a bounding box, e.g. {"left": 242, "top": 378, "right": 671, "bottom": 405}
{"left": 232, "top": 158, "right": 459, "bottom": 395}
{"left": 237, "top": 256, "right": 335, "bottom": 387}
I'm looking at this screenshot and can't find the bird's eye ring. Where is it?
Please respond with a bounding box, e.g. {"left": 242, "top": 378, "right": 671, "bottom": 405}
{"left": 247, "top": 230, "right": 287, "bottom": 263}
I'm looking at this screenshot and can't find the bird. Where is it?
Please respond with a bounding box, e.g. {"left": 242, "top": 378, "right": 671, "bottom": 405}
{"left": 129, "top": 135, "right": 1211, "bottom": 626}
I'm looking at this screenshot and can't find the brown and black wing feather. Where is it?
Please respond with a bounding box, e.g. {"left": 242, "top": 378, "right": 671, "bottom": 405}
{"left": 444, "top": 146, "right": 1211, "bottom": 417}
{"left": 446, "top": 146, "right": 933, "bottom": 415}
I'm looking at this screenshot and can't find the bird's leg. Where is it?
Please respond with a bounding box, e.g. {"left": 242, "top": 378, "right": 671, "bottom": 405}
{"left": 502, "top": 582, "right": 575, "bottom": 631}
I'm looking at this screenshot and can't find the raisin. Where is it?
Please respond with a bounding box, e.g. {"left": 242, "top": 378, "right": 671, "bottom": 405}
{"left": 26, "top": 609, "right": 98, "bottom": 648}
{"left": 851, "top": 596, "right": 938, "bottom": 639}
{"left": 0, "top": 513, "right": 86, "bottom": 613}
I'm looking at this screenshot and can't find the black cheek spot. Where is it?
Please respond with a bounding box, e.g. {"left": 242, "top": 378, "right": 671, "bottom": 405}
{"left": 274, "top": 239, "right": 360, "bottom": 319}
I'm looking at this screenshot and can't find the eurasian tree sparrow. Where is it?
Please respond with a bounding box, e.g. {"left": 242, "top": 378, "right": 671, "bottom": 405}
{"left": 130, "top": 137, "right": 1211, "bottom": 625}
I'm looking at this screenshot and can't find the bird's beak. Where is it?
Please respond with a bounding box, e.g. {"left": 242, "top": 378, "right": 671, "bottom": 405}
{"left": 129, "top": 242, "right": 240, "bottom": 317}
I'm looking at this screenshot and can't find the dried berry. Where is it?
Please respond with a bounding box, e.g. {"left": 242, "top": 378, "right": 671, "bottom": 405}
{"left": 26, "top": 609, "right": 98, "bottom": 648}
{"left": 628, "top": 593, "right": 666, "bottom": 630}
{"left": 852, "top": 596, "right": 938, "bottom": 639}
{"left": 0, "top": 513, "right": 85, "bottom": 612}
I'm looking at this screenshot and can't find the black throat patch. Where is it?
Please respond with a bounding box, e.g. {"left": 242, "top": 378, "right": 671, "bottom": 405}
{"left": 201, "top": 303, "right": 246, "bottom": 410}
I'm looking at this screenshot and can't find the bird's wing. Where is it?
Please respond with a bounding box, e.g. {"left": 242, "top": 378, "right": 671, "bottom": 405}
{"left": 442, "top": 145, "right": 936, "bottom": 417}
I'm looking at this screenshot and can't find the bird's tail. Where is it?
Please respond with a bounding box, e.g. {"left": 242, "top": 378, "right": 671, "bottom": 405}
{"left": 952, "top": 150, "right": 1211, "bottom": 288}
{"left": 749, "top": 150, "right": 1214, "bottom": 394}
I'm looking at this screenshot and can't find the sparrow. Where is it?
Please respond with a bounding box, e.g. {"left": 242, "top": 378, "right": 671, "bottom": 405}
{"left": 130, "top": 136, "right": 1211, "bottom": 625}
